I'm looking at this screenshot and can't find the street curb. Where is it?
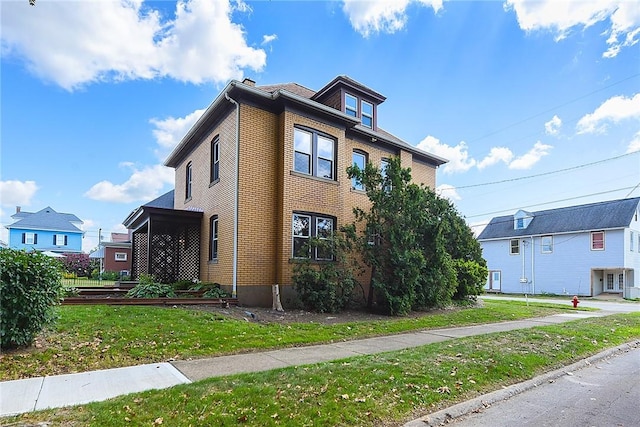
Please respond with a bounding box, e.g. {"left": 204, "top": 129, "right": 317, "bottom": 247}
{"left": 403, "top": 340, "right": 640, "bottom": 427}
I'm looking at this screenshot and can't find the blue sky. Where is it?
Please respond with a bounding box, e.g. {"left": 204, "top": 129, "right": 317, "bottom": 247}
{"left": 1, "top": 0, "right": 639, "bottom": 253}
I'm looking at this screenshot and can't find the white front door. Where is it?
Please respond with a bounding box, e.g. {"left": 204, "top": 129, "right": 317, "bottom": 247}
{"left": 485, "top": 271, "right": 501, "bottom": 291}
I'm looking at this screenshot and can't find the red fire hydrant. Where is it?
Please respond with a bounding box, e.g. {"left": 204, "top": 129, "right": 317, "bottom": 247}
{"left": 572, "top": 295, "right": 579, "bottom": 308}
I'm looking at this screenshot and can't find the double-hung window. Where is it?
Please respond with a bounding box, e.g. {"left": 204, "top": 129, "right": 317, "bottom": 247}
{"left": 345, "top": 94, "right": 358, "bottom": 117}
{"left": 23, "top": 232, "right": 37, "bottom": 245}
{"left": 541, "top": 236, "right": 553, "bottom": 253}
{"left": 209, "top": 215, "right": 218, "bottom": 260}
{"left": 292, "top": 213, "right": 335, "bottom": 260}
{"left": 361, "top": 100, "right": 373, "bottom": 128}
{"left": 185, "top": 162, "right": 193, "bottom": 200}
{"left": 293, "top": 127, "right": 335, "bottom": 180}
{"left": 510, "top": 239, "right": 520, "bottom": 255}
{"left": 211, "top": 137, "right": 220, "bottom": 183}
{"left": 591, "top": 231, "right": 605, "bottom": 250}
{"left": 54, "top": 234, "right": 67, "bottom": 246}
{"left": 352, "top": 150, "right": 366, "bottom": 190}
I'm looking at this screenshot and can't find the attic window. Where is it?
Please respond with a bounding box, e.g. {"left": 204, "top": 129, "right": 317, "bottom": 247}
{"left": 345, "top": 94, "right": 357, "bottom": 117}
{"left": 516, "top": 218, "right": 524, "bottom": 229}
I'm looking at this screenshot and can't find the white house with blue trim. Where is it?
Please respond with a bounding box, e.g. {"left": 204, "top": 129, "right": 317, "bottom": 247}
{"left": 5, "top": 206, "right": 84, "bottom": 254}
{"left": 477, "top": 197, "right": 640, "bottom": 298}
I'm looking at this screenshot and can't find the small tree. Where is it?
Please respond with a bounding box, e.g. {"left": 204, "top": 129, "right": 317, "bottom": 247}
{"left": 292, "top": 231, "right": 363, "bottom": 313}
{"left": 0, "top": 249, "right": 65, "bottom": 349}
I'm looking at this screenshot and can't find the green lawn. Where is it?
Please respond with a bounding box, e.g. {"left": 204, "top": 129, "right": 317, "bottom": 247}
{"left": 6, "top": 313, "right": 639, "bottom": 426}
{"left": 1, "top": 300, "right": 589, "bottom": 381}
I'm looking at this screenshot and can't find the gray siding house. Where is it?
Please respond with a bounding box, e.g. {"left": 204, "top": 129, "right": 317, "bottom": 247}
{"left": 477, "top": 197, "right": 640, "bottom": 298}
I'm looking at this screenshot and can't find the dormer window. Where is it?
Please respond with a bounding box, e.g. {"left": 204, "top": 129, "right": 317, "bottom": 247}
{"left": 345, "top": 94, "right": 358, "bottom": 117}
{"left": 361, "top": 100, "right": 373, "bottom": 128}
{"left": 344, "top": 92, "right": 375, "bottom": 129}
{"left": 513, "top": 210, "right": 533, "bottom": 230}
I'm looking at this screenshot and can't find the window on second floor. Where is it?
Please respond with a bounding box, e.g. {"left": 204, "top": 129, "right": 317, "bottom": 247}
{"left": 23, "top": 232, "right": 37, "bottom": 245}
{"left": 54, "top": 234, "right": 67, "bottom": 246}
{"left": 591, "top": 231, "right": 605, "bottom": 251}
{"left": 541, "top": 235, "right": 553, "bottom": 253}
{"left": 209, "top": 215, "right": 219, "bottom": 260}
{"left": 210, "top": 137, "right": 220, "bottom": 184}
{"left": 352, "top": 150, "right": 367, "bottom": 191}
{"left": 293, "top": 127, "right": 335, "bottom": 180}
{"left": 510, "top": 239, "right": 520, "bottom": 255}
{"left": 185, "top": 162, "right": 193, "bottom": 200}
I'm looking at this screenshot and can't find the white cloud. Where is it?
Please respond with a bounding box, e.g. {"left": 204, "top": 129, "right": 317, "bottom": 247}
{"left": 508, "top": 141, "right": 552, "bottom": 170}
{"left": 417, "top": 135, "right": 475, "bottom": 174}
{"left": 84, "top": 164, "right": 174, "bottom": 203}
{"left": 477, "top": 147, "right": 514, "bottom": 170}
{"left": 628, "top": 131, "right": 640, "bottom": 153}
{"left": 504, "top": 0, "right": 640, "bottom": 58}
{"left": 342, "top": 0, "right": 443, "bottom": 37}
{"left": 544, "top": 115, "right": 562, "bottom": 135}
{"left": 262, "top": 34, "right": 277, "bottom": 45}
{"left": 436, "top": 183, "right": 461, "bottom": 201}
{"left": 0, "top": 180, "right": 39, "bottom": 207}
{"left": 576, "top": 93, "right": 640, "bottom": 134}
{"left": 1, "top": 0, "right": 266, "bottom": 91}
{"left": 150, "top": 108, "right": 206, "bottom": 160}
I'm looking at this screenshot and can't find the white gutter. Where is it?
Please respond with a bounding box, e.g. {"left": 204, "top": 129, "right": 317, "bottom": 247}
{"left": 225, "top": 92, "right": 240, "bottom": 298}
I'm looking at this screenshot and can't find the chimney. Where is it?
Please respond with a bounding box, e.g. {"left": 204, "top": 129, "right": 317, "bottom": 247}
{"left": 242, "top": 78, "right": 256, "bottom": 87}
{"left": 16, "top": 206, "right": 21, "bottom": 214}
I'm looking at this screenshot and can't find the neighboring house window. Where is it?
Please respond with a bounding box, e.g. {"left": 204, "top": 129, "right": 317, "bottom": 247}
{"left": 541, "top": 236, "right": 553, "bottom": 253}
{"left": 293, "top": 127, "right": 335, "bottom": 180}
{"left": 352, "top": 150, "right": 367, "bottom": 190}
{"left": 185, "top": 162, "right": 193, "bottom": 200}
{"left": 510, "top": 239, "right": 520, "bottom": 255}
{"left": 210, "top": 137, "right": 220, "bottom": 183}
{"left": 54, "top": 234, "right": 67, "bottom": 246}
{"left": 516, "top": 218, "right": 524, "bottom": 229}
{"left": 209, "top": 215, "right": 218, "bottom": 260}
{"left": 618, "top": 273, "right": 624, "bottom": 290}
{"left": 115, "top": 252, "right": 127, "bottom": 261}
{"left": 606, "top": 273, "right": 614, "bottom": 290}
{"left": 591, "top": 231, "right": 605, "bottom": 250}
{"left": 345, "top": 93, "right": 358, "bottom": 117}
{"left": 292, "top": 213, "right": 335, "bottom": 260}
{"left": 23, "top": 232, "right": 37, "bottom": 245}
{"left": 361, "top": 100, "right": 373, "bottom": 128}
{"left": 631, "top": 231, "right": 635, "bottom": 252}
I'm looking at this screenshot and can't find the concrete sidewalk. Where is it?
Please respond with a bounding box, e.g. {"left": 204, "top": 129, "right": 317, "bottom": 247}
{"left": 0, "top": 310, "right": 606, "bottom": 418}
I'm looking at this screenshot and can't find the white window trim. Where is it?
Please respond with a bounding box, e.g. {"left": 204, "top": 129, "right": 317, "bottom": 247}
{"left": 541, "top": 235, "right": 553, "bottom": 253}
{"left": 361, "top": 100, "right": 373, "bottom": 128}
{"left": 345, "top": 93, "right": 358, "bottom": 117}
{"left": 591, "top": 231, "right": 605, "bottom": 251}
{"left": 510, "top": 238, "right": 520, "bottom": 255}
{"left": 115, "top": 252, "right": 127, "bottom": 261}
{"left": 25, "top": 232, "right": 36, "bottom": 245}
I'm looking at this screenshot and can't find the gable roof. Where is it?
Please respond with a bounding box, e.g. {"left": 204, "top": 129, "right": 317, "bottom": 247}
{"left": 6, "top": 206, "right": 83, "bottom": 233}
{"left": 478, "top": 197, "right": 640, "bottom": 240}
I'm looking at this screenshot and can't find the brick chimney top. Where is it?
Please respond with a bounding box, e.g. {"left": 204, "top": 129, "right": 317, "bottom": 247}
{"left": 242, "top": 78, "right": 256, "bottom": 87}
{"left": 16, "top": 206, "right": 21, "bottom": 213}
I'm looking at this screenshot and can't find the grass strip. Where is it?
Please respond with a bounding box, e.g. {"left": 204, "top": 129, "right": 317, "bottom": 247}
{"left": 1, "top": 300, "right": 588, "bottom": 381}
{"left": 7, "top": 313, "right": 639, "bottom": 426}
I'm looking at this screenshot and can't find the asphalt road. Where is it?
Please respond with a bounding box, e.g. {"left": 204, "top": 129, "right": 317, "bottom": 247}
{"left": 447, "top": 346, "right": 640, "bottom": 427}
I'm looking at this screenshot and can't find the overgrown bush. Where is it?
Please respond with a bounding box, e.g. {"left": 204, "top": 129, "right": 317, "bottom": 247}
{"left": 452, "top": 259, "right": 488, "bottom": 300}
{"left": 126, "top": 274, "right": 176, "bottom": 298}
{"left": 293, "top": 233, "right": 362, "bottom": 313}
{"left": 61, "top": 252, "right": 91, "bottom": 277}
{"left": 202, "top": 287, "right": 230, "bottom": 298}
{"left": 0, "top": 249, "right": 65, "bottom": 349}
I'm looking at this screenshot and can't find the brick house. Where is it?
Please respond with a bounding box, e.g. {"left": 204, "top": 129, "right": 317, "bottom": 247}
{"left": 124, "top": 76, "right": 447, "bottom": 306}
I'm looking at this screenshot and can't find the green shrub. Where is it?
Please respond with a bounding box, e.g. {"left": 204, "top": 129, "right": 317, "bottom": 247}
{"left": 292, "top": 234, "right": 361, "bottom": 313}
{"left": 0, "top": 249, "right": 65, "bottom": 349}
{"left": 172, "top": 280, "right": 195, "bottom": 290}
{"left": 452, "top": 259, "right": 488, "bottom": 300}
{"left": 202, "top": 286, "right": 230, "bottom": 298}
{"left": 126, "top": 274, "right": 176, "bottom": 298}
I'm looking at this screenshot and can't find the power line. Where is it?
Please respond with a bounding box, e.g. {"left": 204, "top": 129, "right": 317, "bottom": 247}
{"left": 440, "top": 150, "right": 640, "bottom": 192}
{"left": 466, "top": 73, "right": 640, "bottom": 144}
{"left": 466, "top": 186, "right": 638, "bottom": 220}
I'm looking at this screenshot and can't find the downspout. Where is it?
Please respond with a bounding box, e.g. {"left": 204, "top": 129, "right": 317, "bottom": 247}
{"left": 225, "top": 92, "right": 239, "bottom": 298}
{"left": 531, "top": 236, "right": 535, "bottom": 295}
